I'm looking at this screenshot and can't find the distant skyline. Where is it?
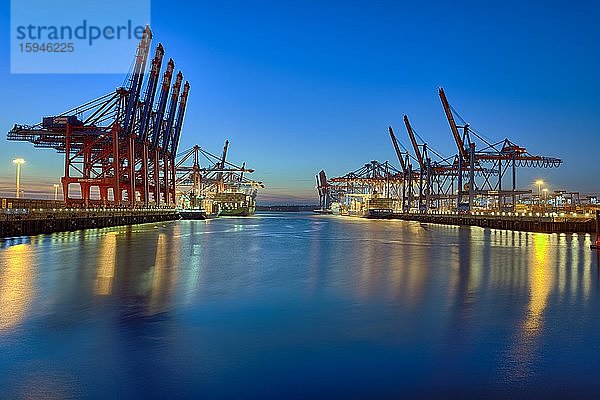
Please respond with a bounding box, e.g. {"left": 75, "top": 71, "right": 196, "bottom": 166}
{"left": 1, "top": 0, "right": 599, "bottom": 204}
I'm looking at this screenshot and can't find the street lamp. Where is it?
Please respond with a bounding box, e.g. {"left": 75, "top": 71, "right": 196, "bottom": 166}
{"left": 542, "top": 188, "right": 548, "bottom": 210}
{"left": 535, "top": 180, "right": 543, "bottom": 208}
{"left": 12, "top": 158, "right": 25, "bottom": 199}
{"left": 53, "top": 184, "right": 60, "bottom": 201}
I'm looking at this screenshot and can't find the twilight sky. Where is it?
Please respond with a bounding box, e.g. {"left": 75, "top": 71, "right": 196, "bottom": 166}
{"left": 0, "top": 0, "right": 598, "bottom": 203}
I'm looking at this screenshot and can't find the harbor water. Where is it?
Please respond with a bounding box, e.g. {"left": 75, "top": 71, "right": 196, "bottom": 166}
{"left": 1, "top": 213, "right": 599, "bottom": 398}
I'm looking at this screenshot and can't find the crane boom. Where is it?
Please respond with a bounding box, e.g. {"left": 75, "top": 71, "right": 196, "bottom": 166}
{"left": 239, "top": 162, "right": 246, "bottom": 181}
{"left": 318, "top": 170, "right": 328, "bottom": 191}
{"left": 139, "top": 43, "right": 164, "bottom": 142}
{"left": 388, "top": 126, "right": 407, "bottom": 173}
{"left": 438, "top": 87, "right": 467, "bottom": 159}
{"left": 122, "top": 25, "right": 152, "bottom": 137}
{"left": 169, "top": 80, "right": 190, "bottom": 155}
{"left": 150, "top": 58, "right": 174, "bottom": 149}
{"left": 318, "top": 170, "right": 329, "bottom": 209}
{"left": 216, "top": 140, "right": 229, "bottom": 186}
{"left": 161, "top": 71, "right": 183, "bottom": 154}
{"left": 220, "top": 140, "right": 229, "bottom": 168}
{"left": 403, "top": 115, "right": 425, "bottom": 170}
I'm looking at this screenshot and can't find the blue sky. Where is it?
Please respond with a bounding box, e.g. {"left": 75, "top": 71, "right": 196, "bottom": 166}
{"left": 1, "top": 0, "right": 599, "bottom": 203}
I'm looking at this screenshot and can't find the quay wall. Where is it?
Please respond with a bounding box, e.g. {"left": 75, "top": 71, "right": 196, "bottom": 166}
{"left": 390, "top": 213, "right": 596, "bottom": 234}
{"left": 1, "top": 198, "right": 179, "bottom": 238}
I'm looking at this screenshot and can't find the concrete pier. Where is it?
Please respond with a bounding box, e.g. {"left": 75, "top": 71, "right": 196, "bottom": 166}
{"left": 1, "top": 198, "right": 179, "bottom": 238}
{"left": 391, "top": 212, "right": 597, "bottom": 234}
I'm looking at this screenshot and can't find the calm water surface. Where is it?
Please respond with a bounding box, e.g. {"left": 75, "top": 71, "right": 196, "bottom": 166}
{"left": 1, "top": 213, "right": 599, "bottom": 398}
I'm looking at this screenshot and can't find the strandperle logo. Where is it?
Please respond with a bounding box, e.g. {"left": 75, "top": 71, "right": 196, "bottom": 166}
{"left": 10, "top": 0, "right": 151, "bottom": 74}
{"left": 15, "top": 20, "right": 146, "bottom": 46}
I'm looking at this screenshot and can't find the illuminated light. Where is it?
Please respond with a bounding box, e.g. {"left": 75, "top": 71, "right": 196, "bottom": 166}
{"left": 528, "top": 213, "right": 533, "bottom": 217}
{"left": 12, "top": 158, "right": 26, "bottom": 199}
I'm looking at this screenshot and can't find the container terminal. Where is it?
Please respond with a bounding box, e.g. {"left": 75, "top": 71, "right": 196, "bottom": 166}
{"left": 174, "top": 143, "right": 263, "bottom": 219}
{"left": 316, "top": 88, "right": 599, "bottom": 238}
{"left": 2, "top": 26, "right": 262, "bottom": 238}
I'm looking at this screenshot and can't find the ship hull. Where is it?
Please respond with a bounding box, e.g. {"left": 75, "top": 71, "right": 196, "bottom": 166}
{"left": 343, "top": 208, "right": 393, "bottom": 218}
{"left": 213, "top": 192, "right": 256, "bottom": 217}
{"left": 313, "top": 209, "right": 333, "bottom": 215}
{"left": 178, "top": 209, "right": 220, "bottom": 220}
{"left": 366, "top": 208, "right": 393, "bottom": 219}
{"left": 219, "top": 206, "right": 255, "bottom": 217}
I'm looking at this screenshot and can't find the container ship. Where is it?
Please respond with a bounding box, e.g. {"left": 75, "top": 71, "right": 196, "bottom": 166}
{"left": 177, "top": 194, "right": 220, "bottom": 220}
{"left": 213, "top": 191, "right": 257, "bottom": 217}
{"left": 174, "top": 143, "right": 263, "bottom": 219}
{"left": 340, "top": 194, "right": 394, "bottom": 218}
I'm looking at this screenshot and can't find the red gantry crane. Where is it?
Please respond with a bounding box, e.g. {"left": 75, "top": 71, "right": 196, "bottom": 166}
{"left": 318, "top": 88, "right": 562, "bottom": 215}
{"left": 438, "top": 87, "right": 562, "bottom": 212}
{"left": 387, "top": 126, "right": 412, "bottom": 212}
{"left": 7, "top": 26, "right": 191, "bottom": 208}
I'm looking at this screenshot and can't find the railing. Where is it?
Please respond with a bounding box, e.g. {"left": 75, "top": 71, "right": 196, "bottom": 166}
{"left": 413, "top": 209, "right": 597, "bottom": 222}
{"left": 1, "top": 197, "right": 178, "bottom": 223}
{"left": 1, "top": 197, "right": 177, "bottom": 212}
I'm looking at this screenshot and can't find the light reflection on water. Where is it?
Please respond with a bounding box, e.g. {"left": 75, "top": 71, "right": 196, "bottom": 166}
{"left": 95, "top": 232, "right": 117, "bottom": 296}
{"left": 0, "top": 213, "right": 599, "bottom": 398}
{"left": 0, "top": 244, "right": 35, "bottom": 331}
